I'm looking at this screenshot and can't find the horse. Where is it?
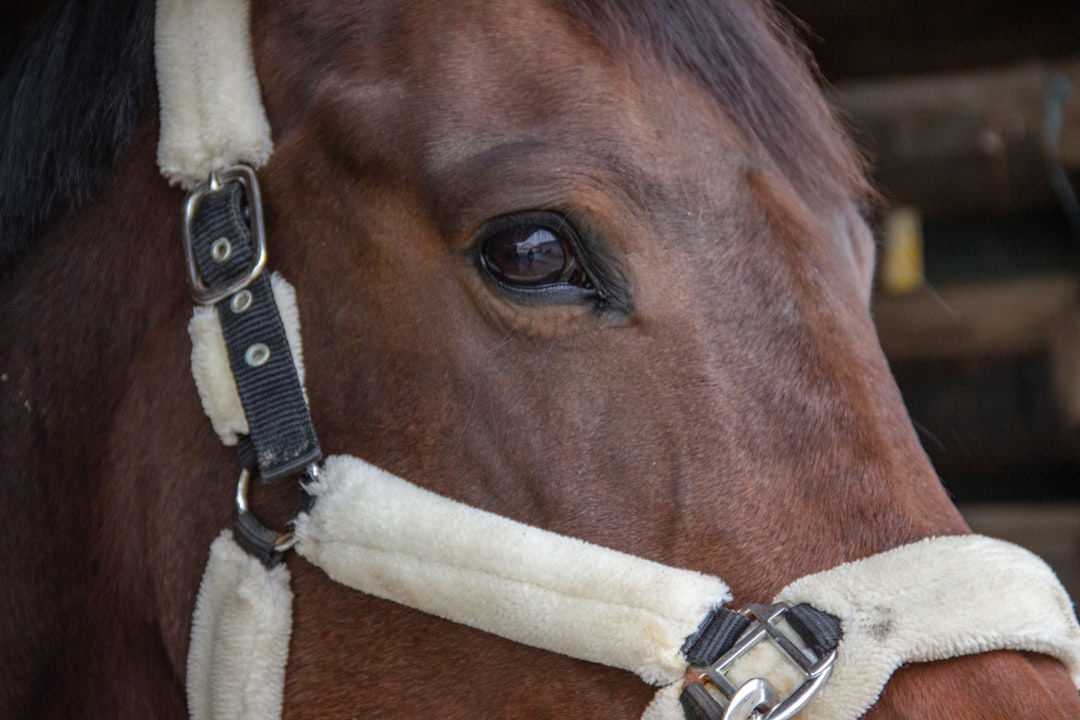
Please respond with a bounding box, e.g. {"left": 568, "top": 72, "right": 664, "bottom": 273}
{"left": 2, "top": 0, "right": 1079, "bottom": 718}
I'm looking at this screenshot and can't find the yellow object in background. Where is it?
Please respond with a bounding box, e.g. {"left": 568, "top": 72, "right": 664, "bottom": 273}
{"left": 880, "top": 206, "right": 926, "bottom": 295}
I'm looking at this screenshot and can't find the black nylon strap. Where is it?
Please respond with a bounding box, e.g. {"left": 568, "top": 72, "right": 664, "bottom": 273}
{"left": 217, "top": 273, "right": 321, "bottom": 479}
{"left": 189, "top": 183, "right": 256, "bottom": 290}
{"left": 682, "top": 603, "right": 841, "bottom": 668}
{"left": 787, "top": 602, "right": 843, "bottom": 658}
{"left": 680, "top": 682, "right": 724, "bottom": 720}
{"left": 235, "top": 510, "right": 285, "bottom": 568}
{"left": 682, "top": 607, "right": 751, "bottom": 666}
{"left": 190, "top": 180, "right": 322, "bottom": 482}
{"left": 236, "top": 435, "right": 258, "bottom": 473}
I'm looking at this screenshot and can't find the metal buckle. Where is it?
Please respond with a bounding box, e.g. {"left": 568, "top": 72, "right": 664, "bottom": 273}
{"left": 183, "top": 164, "right": 268, "bottom": 304}
{"left": 686, "top": 603, "right": 836, "bottom": 720}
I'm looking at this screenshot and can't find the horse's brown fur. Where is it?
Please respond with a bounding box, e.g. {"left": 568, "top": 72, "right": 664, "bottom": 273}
{"left": 2, "top": 0, "right": 1078, "bottom": 718}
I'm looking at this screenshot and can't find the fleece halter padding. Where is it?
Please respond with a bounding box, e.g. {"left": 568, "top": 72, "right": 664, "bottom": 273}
{"left": 772, "top": 534, "right": 1080, "bottom": 719}
{"left": 293, "top": 455, "right": 731, "bottom": 686}
{"left": 155, "top": 0, "right": 272, "bottom": 188}
{"left": 187, "top": 532, "right": 292, "bottom": 720}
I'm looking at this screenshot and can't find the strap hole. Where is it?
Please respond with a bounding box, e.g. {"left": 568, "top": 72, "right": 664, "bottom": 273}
{"left": 211, "top": 237, "right": 233, "bottom": 262}
{"left": 230, "top": 290, "right": 254, "bottom": 314}
{"left": 245, "top": 343, "right": 271, "bottom": 367}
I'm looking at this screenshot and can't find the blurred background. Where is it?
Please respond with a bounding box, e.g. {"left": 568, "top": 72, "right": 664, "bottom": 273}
{"left": 780, "top": 0, "right": 1080, "bottom": 596}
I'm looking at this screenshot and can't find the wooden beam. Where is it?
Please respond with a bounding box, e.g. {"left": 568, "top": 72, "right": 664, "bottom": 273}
{"left": 781, "top": 0, "right": 1080, "bottom": 82}
{"left": 834, "top": 61, "right": 1080, "bottom": 217}
{"left": 872, "top": 275, "right": 1079, "bottom": 361}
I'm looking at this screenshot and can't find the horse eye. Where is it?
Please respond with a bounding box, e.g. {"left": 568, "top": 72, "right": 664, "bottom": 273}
{"left": 481, "top": 225, "right": 574, "bottom": 287}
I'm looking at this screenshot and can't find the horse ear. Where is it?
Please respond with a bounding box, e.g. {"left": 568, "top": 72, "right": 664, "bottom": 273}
{"left": 840, "top": 203, "right": 877, "bottom": 305}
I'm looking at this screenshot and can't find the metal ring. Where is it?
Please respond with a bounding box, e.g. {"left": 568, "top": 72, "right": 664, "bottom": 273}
{"left": 234, "top": 465, "right": 319, "bottom": 556}
{"left": 274, "top": 532, "right": 297, "bottom": 553}
{"left": 235, "top": 467, "right": 253, "bottom": 513}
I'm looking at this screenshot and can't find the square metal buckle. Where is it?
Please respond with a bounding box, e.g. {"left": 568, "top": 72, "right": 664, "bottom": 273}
{"left": 182, "top": 164, "right": 268, "bottom": 305}
{"left": 688, "top": 603, "right": 836, "bottom": 720}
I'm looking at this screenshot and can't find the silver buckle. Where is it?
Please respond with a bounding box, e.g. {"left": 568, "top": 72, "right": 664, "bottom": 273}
{"left": 183, "top": 164, "right": 268, "bottom": 304}
{"left": 686, "top": 603, "right": 836, "bottom": 720}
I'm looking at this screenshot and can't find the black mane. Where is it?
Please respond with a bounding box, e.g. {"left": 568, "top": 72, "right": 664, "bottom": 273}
{"left": 0, "top": 0, "right": 154, "bottom": 272}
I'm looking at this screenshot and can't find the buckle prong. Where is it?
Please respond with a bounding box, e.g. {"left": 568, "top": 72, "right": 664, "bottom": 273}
{"left": 183, "top": 164, "right": 267, "bottom": 305}
{"left": 724, "top": 678, "right": 780, "bottom": 720}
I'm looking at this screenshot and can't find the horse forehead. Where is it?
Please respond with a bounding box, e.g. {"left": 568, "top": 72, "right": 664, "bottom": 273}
{"left": 416, "top": 66, "right": 740, "bottom": 214}
{"left": 359, "top": 3, "right": 728, "bottom": 172}
{"left": 294, "top": 2, "right": 813, "bottom": 251}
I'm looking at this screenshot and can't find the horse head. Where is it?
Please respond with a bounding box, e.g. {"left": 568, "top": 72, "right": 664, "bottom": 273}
{"left": 1, "top": 1, "right": 1078, "bottom": 718}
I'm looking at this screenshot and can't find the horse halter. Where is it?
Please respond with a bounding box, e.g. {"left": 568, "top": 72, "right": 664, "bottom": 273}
{"left": 156, "top": 2, "right": 1080, "bottom": 720}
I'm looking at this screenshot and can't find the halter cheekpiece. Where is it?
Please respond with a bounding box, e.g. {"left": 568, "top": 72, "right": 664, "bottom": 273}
{"left": 183, "top": 163, "right": 320, "bottom": 563}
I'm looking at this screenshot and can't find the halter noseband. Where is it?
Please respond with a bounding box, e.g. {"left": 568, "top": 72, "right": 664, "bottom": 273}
{"left": 156, "top": 2, "right": 1080, "bottom": 720}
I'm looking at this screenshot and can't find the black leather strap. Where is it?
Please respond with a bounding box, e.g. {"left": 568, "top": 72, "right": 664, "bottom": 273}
{"left": 681, "top": 683, "right": 723, "bottom": 720}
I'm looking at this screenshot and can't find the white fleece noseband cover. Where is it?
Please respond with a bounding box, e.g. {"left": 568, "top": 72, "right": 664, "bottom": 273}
{"left": 292, "top": 455, "right": 731, "bottom": 686}
{"left": 163, "top": 1, "right": 1080, "bottom": 718}
{"left": 775, "top": 535, "right": 1080, "bottom": 719}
